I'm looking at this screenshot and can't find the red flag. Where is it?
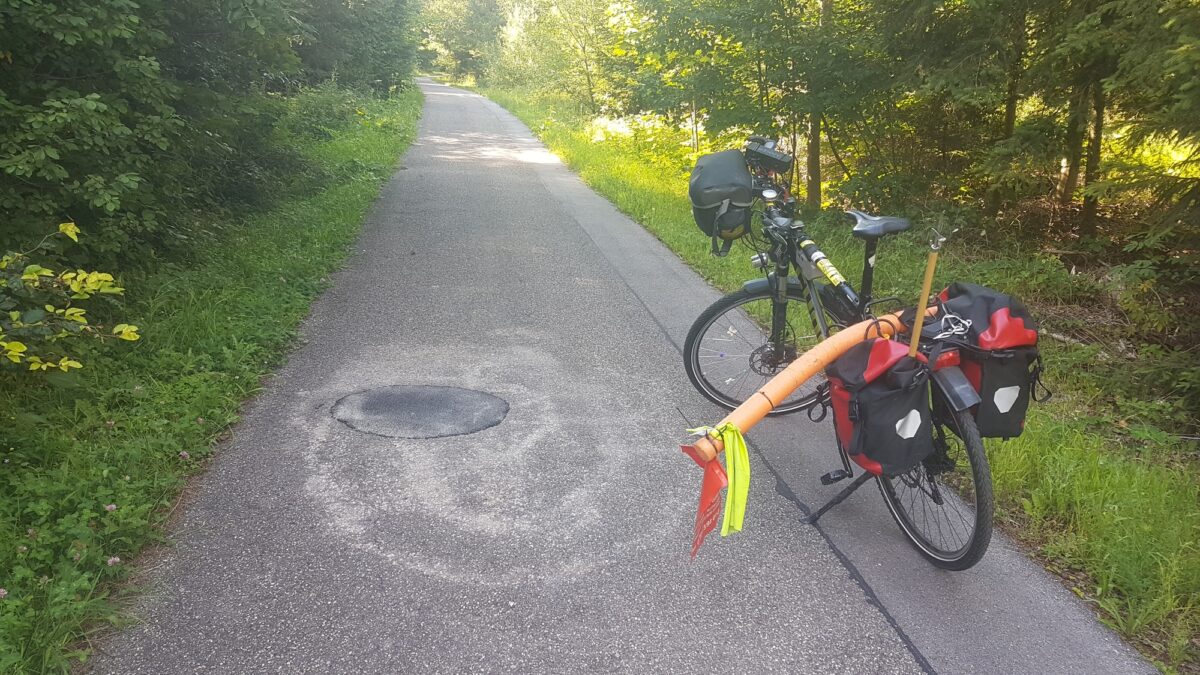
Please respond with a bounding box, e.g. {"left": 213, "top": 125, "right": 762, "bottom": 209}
{"left": 682, "top": 445, "right": 728, "bottom": 559}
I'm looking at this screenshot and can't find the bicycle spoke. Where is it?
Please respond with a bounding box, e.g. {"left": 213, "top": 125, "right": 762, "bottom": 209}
{"left": 878, "top": 404, "right": 992, "bottom": 568}
{"left": 688, "top": 292, "right": 823, "bottom": 412}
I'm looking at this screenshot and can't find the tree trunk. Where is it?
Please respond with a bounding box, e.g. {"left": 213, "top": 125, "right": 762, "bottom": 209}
{"left": 690, "top": 99, "right": 698, "bottom": 152}
{"left": 1080, "top": 82, "right": 1105, "bottom": 236}
{"left": 757, "top": 56, "right": 768, "bottom": 109}
{"left": 986, "top": 9, "right": 1027, "bottom": 216}
{"left": 823, "top": 115, "right": 853, "bottom": 180}
{"left": 1056, "top": 88, "right": 1087, "bottom": 206}
{"left": 806, "top": 0, "right": 833, "bottom": 211}
{"left": 806, "top": 110, "right": 821, "bottom": 211}
{"left": 580, "top": 51, "right": 596, "bottom": 112}
{"left": 1002, "top": 12, "right": 1026, "bottom": 140}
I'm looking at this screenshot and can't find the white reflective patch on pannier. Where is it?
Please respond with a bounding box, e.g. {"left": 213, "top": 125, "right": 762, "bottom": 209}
{"left": 994, "top": 386, "right": 1021, "bottom": 413}
{"left": 895, "top": 409, "right": 922, "bottom": 439}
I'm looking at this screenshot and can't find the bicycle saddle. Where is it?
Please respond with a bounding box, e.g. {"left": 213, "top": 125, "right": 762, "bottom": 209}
{"left": 846, "top": 209, "right": 911, "bottom": 239}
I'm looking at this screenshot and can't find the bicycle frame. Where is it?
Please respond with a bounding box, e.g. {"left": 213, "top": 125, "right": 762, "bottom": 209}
{"left": 751, "top": 199, "right": 979, "bottom": 476}
{"left": 758, "top": 205, "right": 879, "bottom": 342}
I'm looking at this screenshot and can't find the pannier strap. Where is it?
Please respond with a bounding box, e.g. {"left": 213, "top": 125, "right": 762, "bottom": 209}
{"left": 1031, "top": 354, "right": 1053, "bottom": 403}
{"left": 709, "top": 199, "right": 734, "bottom": 257}
{"left": 924, "top": 340, "right": 946, "bottom": 371}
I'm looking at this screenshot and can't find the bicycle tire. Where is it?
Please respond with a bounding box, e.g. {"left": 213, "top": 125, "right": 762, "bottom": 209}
{"left": 876, "top": 398, "right": 993, "bottom": 570}
{"left": 683, "top": 285, "right": 825, "bottom": 416}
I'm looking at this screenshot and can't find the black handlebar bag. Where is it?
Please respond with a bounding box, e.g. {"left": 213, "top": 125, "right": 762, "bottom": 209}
{"left": 927, "top": 282, "right": 1047, "bottom": 439}
{"left": 689, "top": 150, "right": 754, "bottom": 255}
{"left": 826, "top": 339, "right": 934, "bottom": 476}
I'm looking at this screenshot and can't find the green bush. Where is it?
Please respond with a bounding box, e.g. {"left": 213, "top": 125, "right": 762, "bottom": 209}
{"left": 0, "top": 224, "right": 137, "bottom": 374}
{"left": 0, "top": 86, "right": 422, "bottom": 672}
{"left": 0, "top": 0, "right": 418, "bottom": 266}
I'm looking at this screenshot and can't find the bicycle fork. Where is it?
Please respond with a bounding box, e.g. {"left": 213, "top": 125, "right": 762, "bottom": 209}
{"left": 769, "top": 270, "right": 790, "bottom": 350}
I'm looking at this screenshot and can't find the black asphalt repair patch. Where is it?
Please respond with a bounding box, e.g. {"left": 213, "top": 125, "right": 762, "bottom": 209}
{"left": 332, "top": 385, "right": 509, "bottom": 438}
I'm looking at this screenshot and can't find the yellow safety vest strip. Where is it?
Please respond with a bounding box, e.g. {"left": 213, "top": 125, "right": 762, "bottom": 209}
{"left": 717, "top": 422, "right": 750, "bottom": 536}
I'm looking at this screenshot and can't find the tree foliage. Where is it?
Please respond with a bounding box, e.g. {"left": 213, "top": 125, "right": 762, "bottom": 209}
{"left": 437, "top": 0, "right": 1198, "bottom": 333}
{"left": 420, "top": 0, "right": 504, "bottom": 79}
{"left": 0, "top": 0, "right": 418, "bottom": 265}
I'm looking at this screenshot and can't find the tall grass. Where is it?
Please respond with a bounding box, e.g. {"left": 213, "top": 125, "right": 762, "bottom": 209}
{"left": 0, "top": 86, "right": 422, "bottom": 672}
{"left": 483, "top": 87, "right": 1198, "bottom": 671}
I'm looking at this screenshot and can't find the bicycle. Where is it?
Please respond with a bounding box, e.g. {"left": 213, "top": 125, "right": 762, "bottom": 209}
{"left": 683, "top": 139, "right": 993, "bottom": 570}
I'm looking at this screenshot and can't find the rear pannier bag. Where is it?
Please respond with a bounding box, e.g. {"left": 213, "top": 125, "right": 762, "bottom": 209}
{"left": 961, "top": 347, "right": 1039, "bottom": 438}
{"left": 689, "top": 149, "right": 754, "bottom": 242}
{"left": 825, "top": 339, "right": 934, "bottom": 476}
{"left": 926, "top": 282, "right": 1044, "bottom": 439}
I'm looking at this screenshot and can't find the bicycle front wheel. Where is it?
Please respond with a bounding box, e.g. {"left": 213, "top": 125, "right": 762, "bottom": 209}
{"left": 876, "top": 396, "right": 993, "bottom": 571}
{"left": 683, "top": 285, "right": 825, "bottom": 416}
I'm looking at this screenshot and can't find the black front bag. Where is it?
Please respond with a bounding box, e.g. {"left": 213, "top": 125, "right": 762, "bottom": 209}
{"left": 689, "top": 150, "right": 754, "bottom": 255}
{"left": 826, "top": 339, "right": 935, "bottom": 476}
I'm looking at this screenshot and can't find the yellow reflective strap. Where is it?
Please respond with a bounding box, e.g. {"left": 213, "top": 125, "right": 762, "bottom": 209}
{"left": 816, "top": 259, "right": 847, "bottom": 286}
{"left": 799, "top": 239, "right": 816, "bottom": 248}
{"left": 717, "top": 422, "right": 751, "bottom": 536}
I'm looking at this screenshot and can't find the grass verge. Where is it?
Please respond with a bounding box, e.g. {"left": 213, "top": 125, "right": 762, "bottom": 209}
{"left": 0, "top": 86, "right": 422, "bottom": 672}
{"left": 481, "top": 86, "right": 1198, "bottom": 672}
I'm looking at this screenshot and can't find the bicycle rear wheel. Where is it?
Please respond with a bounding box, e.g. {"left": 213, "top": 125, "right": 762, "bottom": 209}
{"left": 876, "top": 395, "right": 993, "bottom": 570}
{"left": 683, "top": 285, "right": 824, "bottom": 415}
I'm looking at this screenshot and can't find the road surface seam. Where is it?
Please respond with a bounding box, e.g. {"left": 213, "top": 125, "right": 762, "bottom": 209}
{"left": 750, "top": 440, "right": 938, "bottom": 674}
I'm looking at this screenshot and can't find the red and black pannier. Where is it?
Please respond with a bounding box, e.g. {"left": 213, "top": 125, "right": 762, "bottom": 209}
{"left": 924, "top": 282, "right": 1047, "bottom": 439}
{"left": 825, "top": 339, "right": 934, "bottom": 476}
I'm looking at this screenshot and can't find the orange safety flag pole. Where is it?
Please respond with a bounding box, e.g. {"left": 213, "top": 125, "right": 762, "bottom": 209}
{"left": 686, "top": 307, "right": 934, "bottom": 465}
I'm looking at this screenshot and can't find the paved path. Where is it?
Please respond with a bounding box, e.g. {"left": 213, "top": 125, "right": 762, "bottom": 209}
{"left": 92, "top": 80, "right": 1151, "bottom": 674}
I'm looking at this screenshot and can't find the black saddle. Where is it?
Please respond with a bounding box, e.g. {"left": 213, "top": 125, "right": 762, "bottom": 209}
{"left": 846, "top": 209, "right": 911, "bottom": 239}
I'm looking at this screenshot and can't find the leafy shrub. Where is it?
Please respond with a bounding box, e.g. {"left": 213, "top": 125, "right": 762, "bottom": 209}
{"left": 972, "top": 115, "right": 1063, "bottom": 207}
{"left": 0, "top": 224, "right": 137, "bottom": 375}
{"left": 0, "top": 0, "right": 418, "bottom": 268}
{"left": 966, "top": 252, "right": 1101, "bottom": 305}
{"left": 276, "top": 84, "right": 365, "bottom": 140}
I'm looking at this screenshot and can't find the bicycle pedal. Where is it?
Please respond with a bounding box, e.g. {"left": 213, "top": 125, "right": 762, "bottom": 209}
{"left": 820, "top": 469, "right": 851, "bottom": 485}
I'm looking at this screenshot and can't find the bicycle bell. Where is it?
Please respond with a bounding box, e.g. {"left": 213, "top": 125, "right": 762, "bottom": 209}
{"left": 761, "top": 188, "right": 778, "bottom": 200}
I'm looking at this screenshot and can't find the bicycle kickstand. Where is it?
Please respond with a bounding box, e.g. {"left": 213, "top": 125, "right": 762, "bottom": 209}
{"left": 805, "top": 471, "right": 872, "bottom": 525}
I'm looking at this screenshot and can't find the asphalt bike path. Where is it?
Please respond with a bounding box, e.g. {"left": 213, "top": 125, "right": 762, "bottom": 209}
{"left": 92, "top": 79, "right": 1151, "bottom": 673}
